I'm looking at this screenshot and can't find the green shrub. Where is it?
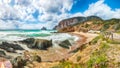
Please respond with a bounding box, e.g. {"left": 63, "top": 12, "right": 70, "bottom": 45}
{"left": 77, "top": 56, "right": 81, "bottom": 62}
{"left": 90, "top": 36, "right": 100, "bottom": 44}
{"left": 100, "top": 42, "right": 110, "bottom": 50}
{"left": 52, "top": 61, "right": 83, "bottom": 68}
{"left": 107, "top": 39, "right": 120, "bottom": 44}
{"left": 87, "top": 54, "right": 107, "bottom": 68}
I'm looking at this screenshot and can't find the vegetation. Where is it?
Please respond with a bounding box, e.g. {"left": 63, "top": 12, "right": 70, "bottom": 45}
{"left": 58, "top": 16, "right": 120, "bottom": 32}
{"left": 52, "top": 61, "right": 83, "bottom": 68}
{"left": 90, "top": 36, "right": 101, "bottom": 44}
{"left": 77, "top": 56, "right": 81, "bottom": 62}
{"left": 52, "top": 32, "right": 120, "bottom": 68}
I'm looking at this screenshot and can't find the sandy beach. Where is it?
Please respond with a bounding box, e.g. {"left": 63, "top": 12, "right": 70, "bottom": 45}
{"left": 30, "top": 32, "right": 98, "bottom": 68}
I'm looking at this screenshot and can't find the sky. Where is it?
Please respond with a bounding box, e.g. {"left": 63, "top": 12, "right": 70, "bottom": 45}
{"left": 0, "top": 0, "right": 120, "bottom": 29}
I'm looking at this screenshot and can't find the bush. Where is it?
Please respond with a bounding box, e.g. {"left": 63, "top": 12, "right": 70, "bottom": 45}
{"left": 90, "top": 36, "right": 100, "bottom": 44}
{"left": 87, "top": 54, "right": 107, "bottom": 68}
{"left": 52, "top": 61, "right": 83, "bottom": 68}
{"left": 77, "top": 56, "right": 81, "bottom": 62}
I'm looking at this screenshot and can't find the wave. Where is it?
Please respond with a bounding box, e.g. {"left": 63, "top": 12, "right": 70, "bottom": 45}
{"left": 0, "top": 30, "right": 56, "bottom": 41}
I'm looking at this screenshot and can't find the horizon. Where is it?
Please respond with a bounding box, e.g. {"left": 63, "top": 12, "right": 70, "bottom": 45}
{"left": 0, "top": 0, "right": 120, "bottom": 29}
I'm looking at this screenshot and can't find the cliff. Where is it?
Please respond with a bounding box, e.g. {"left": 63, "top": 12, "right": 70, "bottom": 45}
{"left": 55, "top": 16, "right": 120, "bottom": 32}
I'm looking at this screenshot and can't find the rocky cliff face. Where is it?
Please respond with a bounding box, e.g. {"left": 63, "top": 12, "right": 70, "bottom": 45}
{"left": 55, "top": 17, "right": 86, "bottom": 30}
{"left": 55, "top": 16, "right": 120, "bottom": 32}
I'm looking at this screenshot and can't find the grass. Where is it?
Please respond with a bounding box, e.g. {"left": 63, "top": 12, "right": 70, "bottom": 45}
{"left": 87, "top": 54, "right": 107, "bottom": 68}
{"left": 90, "top": 36, "right": 100, "bottom": 44}
{"left": 77, "top": 56, "right": 81, "bottom": 62}
{"left": 107, "top": 39, "right": 120, "bottom": 44}
{"left": 52, "top": 61, "right": 83, "bottom": 68}
{"left": 52, "top": 34, "right": 118, "bottom": 68}
{"left": 87, "top": 42, "right": 109, "bottom": 68}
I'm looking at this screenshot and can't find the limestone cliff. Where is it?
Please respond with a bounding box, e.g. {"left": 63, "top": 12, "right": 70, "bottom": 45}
{"left": 55, "top": 16, "right": 120, "bottom": 32}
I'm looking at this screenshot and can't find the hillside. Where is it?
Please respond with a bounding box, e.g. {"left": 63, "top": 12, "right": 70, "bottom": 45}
{"left": 55, "top": 16, "right": 120, "bottom": 32}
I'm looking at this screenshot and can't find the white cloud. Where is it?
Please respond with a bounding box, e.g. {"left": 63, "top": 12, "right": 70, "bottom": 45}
{"left": 0, "top": 0, "right": 120, "bottom": 29}
{"left": 0, "top": 0, "right": 74, "bottom": 29}
{"left": 83, "top": 0, "right": 120, "bottom": 19}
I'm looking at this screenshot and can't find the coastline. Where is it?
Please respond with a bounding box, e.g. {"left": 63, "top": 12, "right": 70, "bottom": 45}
{"left": 30, "top": 32, "right": 98, "bottom": 68}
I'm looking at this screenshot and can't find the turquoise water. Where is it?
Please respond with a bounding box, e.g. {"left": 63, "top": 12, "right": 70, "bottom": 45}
{"left": 0, "top": 30, "right": 57, "bottom": 41}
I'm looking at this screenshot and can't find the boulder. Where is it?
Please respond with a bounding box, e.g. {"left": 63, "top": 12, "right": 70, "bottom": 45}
{"left": 59, "top": 40, "right": 72, "bottom": 49}
{"left": 20, "top": 38, "right": 52, "bottom": 50}
{"left": 0, "top": 50, "right": 6, "bottom": 57}
{"left": 33, "top": 39, "right": 52, "bottom": 50}
{"left": 12, "top": 56, "right": 27, "bottom": 68}
{"left": 20, "top": 38, "right": 35, "bottom": 45}
{"left": 12, "top": 54, "right": 41, "bottom": 68}
{"left": 41, "top": 27, "right": 47, "bottom": 30}
{"left": 32, "top": 55, "right": 41, "bottom": 62}
{"left": 0, "top": 42, "right": 24, "bottom": 53}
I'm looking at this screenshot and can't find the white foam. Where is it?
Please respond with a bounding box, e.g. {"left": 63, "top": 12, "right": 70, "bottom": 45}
{"left": 37, "top": 33, "right": 80, "bottom": 47}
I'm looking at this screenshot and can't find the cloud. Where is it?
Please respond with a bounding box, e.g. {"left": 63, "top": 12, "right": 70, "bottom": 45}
{"left": 83, "top": 0, "right": 120, "bottom": 19}
{"left": 0, "top": 0, "right": 74, "bottom": 29}
{"left": 0, "top": 0, "right": 120, "bottom": 29}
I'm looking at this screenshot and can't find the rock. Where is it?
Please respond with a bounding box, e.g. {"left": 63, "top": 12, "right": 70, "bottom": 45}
{"left": 7, "top": 48, "right": 15, "bottom": 53}
{"left": 0, "top": 42, "right": 24, "bottom": 53}
{"left": 20, "top": 38, "right": 52, "bottom": 50}
{"left": 12, "top": 53, "right": 41, "bottom": 68}
{"left": 41, "top": 27, "right": 47, "bottom": 30}
{"left": 0, "top": 50, "right": 6, "bottom": 57}
{"left": 34, "top": 39, "right": 52, "bottom": 50}
{"left": 12, "top": 56, "right": 27, "bottom": 68}
{"left": 32, "top": 55, "right": 41, "bottom": 62}
{"left": 20, "top": 38, "right": 35, "bottom": 45}
{"left": 59, "top": 40, "right": 72, "bottom": 49}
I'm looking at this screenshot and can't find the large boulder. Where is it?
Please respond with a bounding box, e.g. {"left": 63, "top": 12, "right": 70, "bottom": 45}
{"left": 0, "top": 50, "right": 6, "bottom": 57}
{"left": 41, "top": 27, "right": 47, "bottom": 30}
{"left": 20, "top": 38, "right": 35, "bottom": 45}
{"left": 12, "top": 54, "right": 41, "bottom": 68}
{"left": 59, "top": 40, "right": 72, "bottom": 49}
{"left": 20, "top": 38, "right": 52, "bottom": 50}
{"left": 12, "top": 56, "right": 27, "bottom": 68}
{"left": 0, "top": 42, "right": 24, "bottom": 53}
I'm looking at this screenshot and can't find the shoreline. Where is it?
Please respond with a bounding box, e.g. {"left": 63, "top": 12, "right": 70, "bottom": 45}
{"left": 31, "top": 32, "right": 98, "bottom": 68}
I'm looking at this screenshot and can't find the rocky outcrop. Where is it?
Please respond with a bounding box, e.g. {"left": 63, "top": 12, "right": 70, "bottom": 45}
{"left": 55, "top": 16, "right": 120, "bottom": 32}
{"left": 0, "top": 42, "right": 24, "bottom": 53}
{"left": 55, "top": 17, "right": 86, "bottom": 30}
{"left": 20, "top": 38, "right": 52, "bottom": 50}
{"left": 0, "top": 50, "right": 6, "bottom": 57}
{"left": 41, "top": 27, "right": 47, "bottom": 30}
{"left": 12, "top": 53, "right": 41, "bottom": 68}
{"left": 59, "top": 40, "right": 72, "bottom": 49}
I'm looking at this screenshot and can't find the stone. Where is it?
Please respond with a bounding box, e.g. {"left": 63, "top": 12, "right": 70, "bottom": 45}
{"left": 0, "top": 42, "right": 24, "bottom": 53}
{"left": 20, "top": 38, "right": 52, "bottom": 50}
{"left": 59, "top": 40, "right": 72, "bottom": 49}
{"left": 0, "top": 50, "right": 6, "bottom": 57}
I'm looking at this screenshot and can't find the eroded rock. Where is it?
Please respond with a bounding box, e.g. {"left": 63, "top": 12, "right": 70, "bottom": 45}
{"left": 20, "top": 38, "right": 52, "bottom": 50}
{"left": 59, "top": 40, "right": 72, "bottom": 49}
{"left": 0, "top": 42, "right": 24, "bottom": 53}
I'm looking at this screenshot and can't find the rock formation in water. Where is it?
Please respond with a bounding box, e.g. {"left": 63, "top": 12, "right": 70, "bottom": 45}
{"left": 41, "top": 27, "right": 47, "bottom": 30}
{"left": 0, "top": 50, "right": 6, "bottom": 57}
{"left": 59, "top": 40, "right": 72, "bottom": 49}
{"left": 0, "top": 42, "right": 24, "bottom": 53}
{"left": 20, "top": 38, "right": 52, "bottom": 50}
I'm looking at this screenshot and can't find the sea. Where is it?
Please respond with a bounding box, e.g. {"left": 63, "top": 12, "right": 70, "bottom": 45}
{"left": 0, "top": 30, "right": 79, "bottom": 42}
{"left": 0, "top": 30, "right": 56, "bottom": 41}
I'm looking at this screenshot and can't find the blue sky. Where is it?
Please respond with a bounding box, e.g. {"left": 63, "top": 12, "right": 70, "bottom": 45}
{"left": 0, "top": 0, "right": 120, "bottom": 29}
